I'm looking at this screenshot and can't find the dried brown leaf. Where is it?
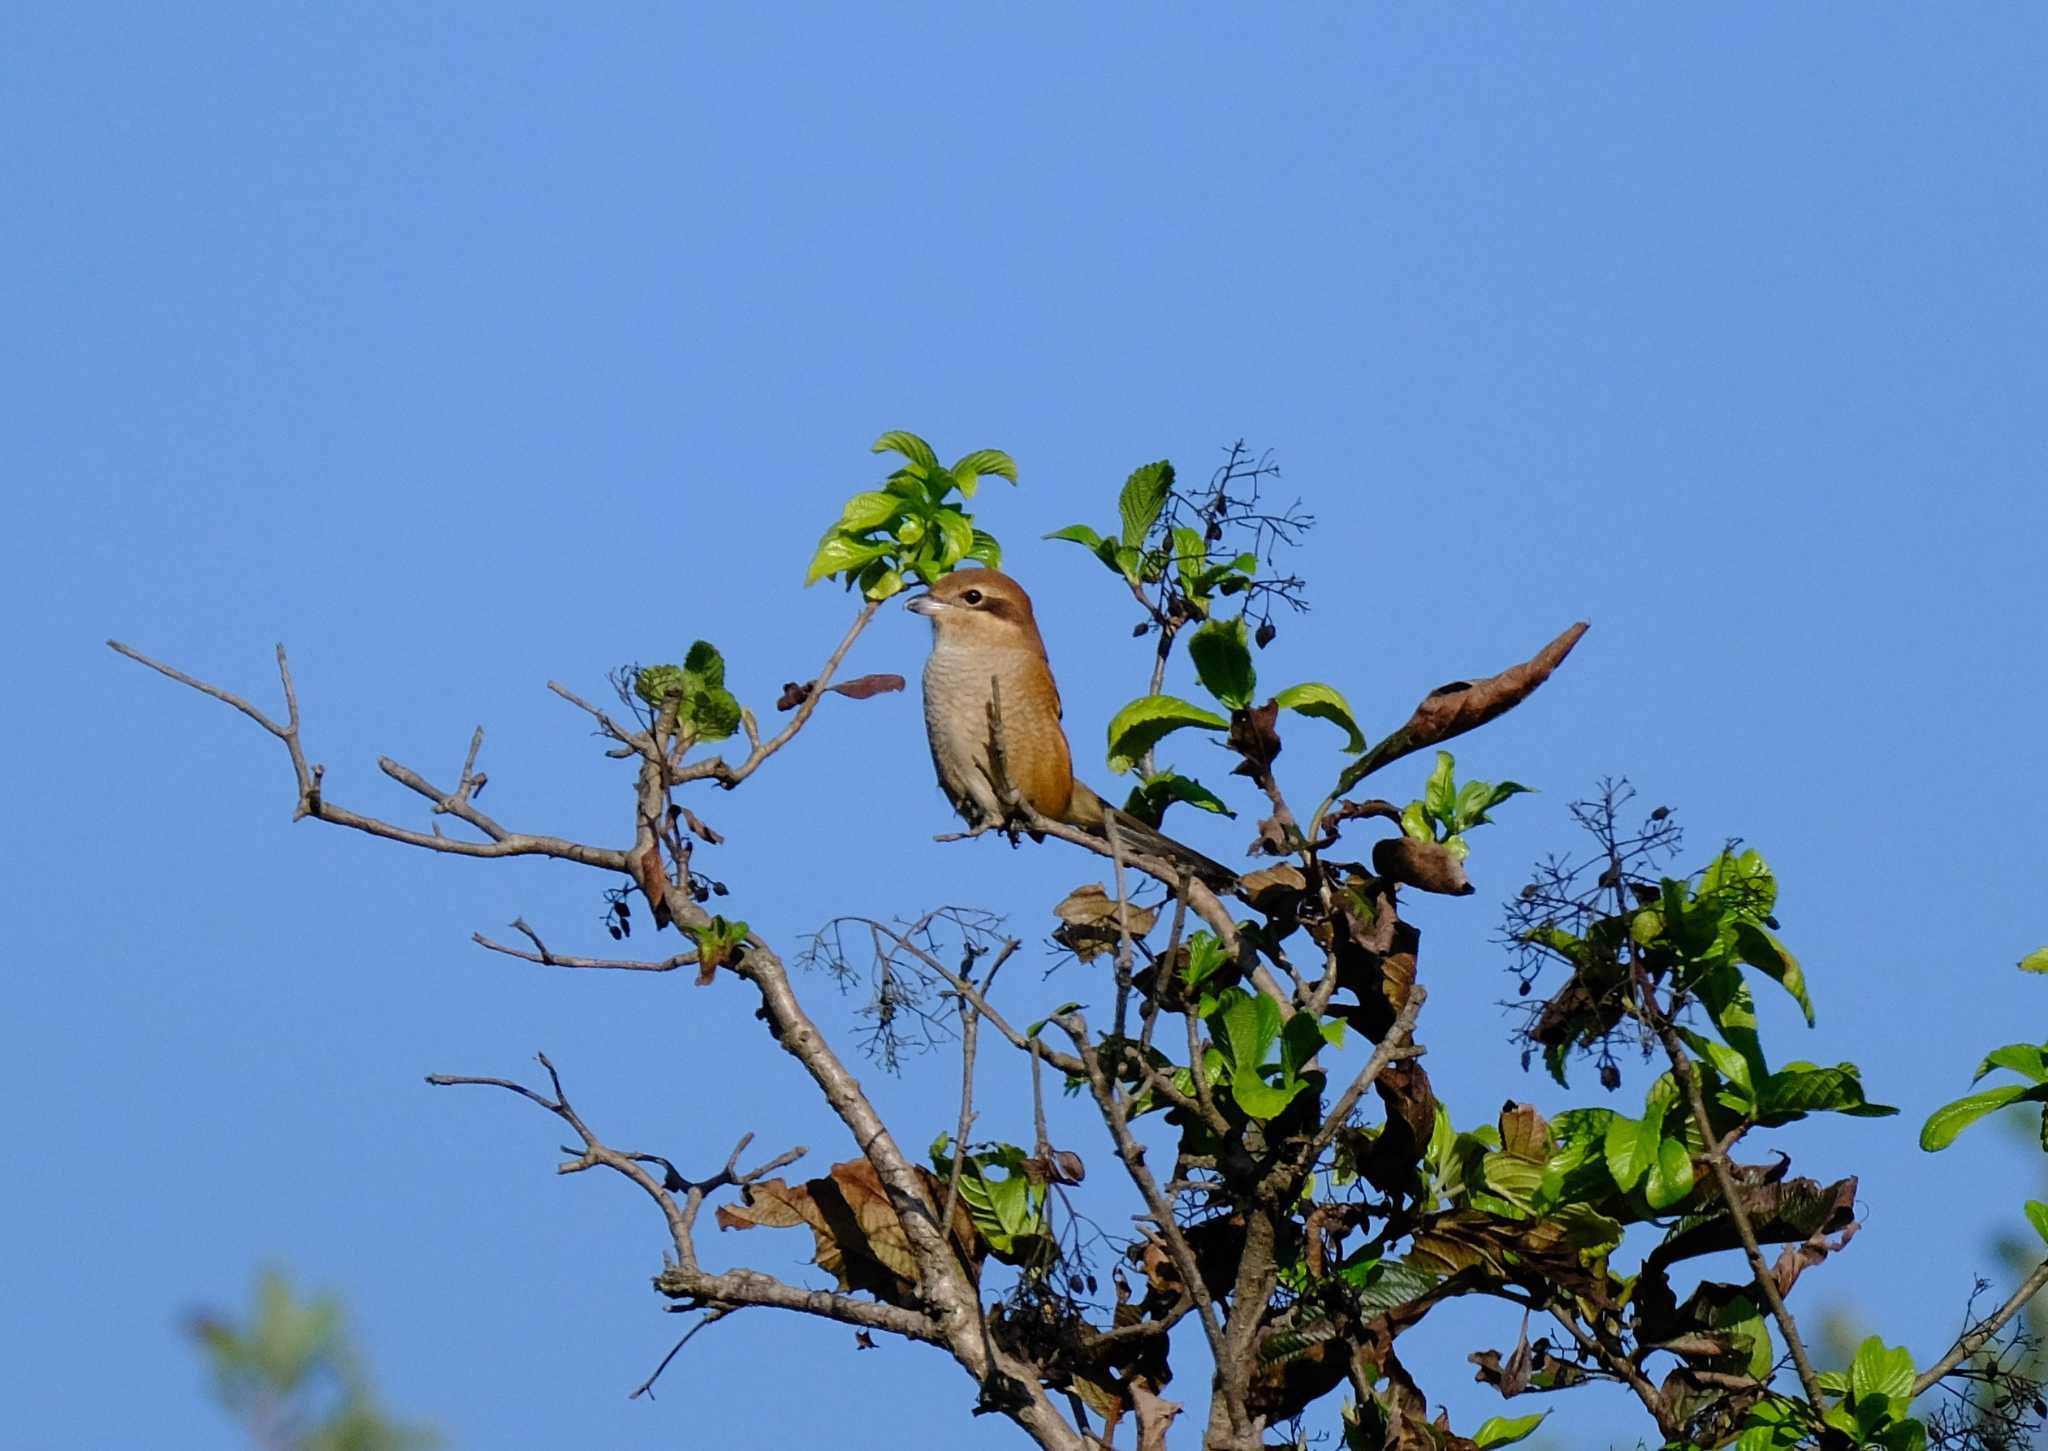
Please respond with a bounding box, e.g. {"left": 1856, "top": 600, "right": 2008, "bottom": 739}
{"left": 1051, "top": 884, "right": 1157, "bottom": 963}
{"left": 1372, "top": 835, "right": 1474, "bottom": 896}
{"left": 825, "top": 672, "right": 907, "bottom": 701}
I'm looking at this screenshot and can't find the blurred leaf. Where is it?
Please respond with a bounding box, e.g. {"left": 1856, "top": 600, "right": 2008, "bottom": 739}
{"left": 1472, "top": 1412, "right": 1549, "bottom": 1448}
{"left": 1920, "top": 1082, "right": 2047, "bottom": 1150}
{"left": 2027, "top": 1200, "right": 2048, "bottom": 1247}
{"left": 2021, "top": 946, "right": 2048, "bottom": 974}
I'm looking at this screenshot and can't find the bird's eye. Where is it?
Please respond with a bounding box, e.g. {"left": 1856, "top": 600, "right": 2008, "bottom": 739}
{"left": 962, "top": 589, "right": 984, "bottom": 605}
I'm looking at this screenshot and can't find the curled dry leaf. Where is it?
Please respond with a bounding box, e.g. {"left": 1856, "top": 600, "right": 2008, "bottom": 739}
{"left": 679, "top": 807, "right": 724, "bottom": 846}
{"left": 716, "top": 1157, "right": 978, "bottom": 1307}
{"left": 775, "top": 680, "right": 812, "bottom": 712}
{"left": 1372, "top": 835, "right": 1474, "bottom": 896}
{"left": 825, "top": 672, "right": 907, "bottom": 701}
{"left": 1051, "top": 884, "right": 1158, "bottom": 963}
{"left": 1341, "top": 621, "right": 1588, "bottom": 789}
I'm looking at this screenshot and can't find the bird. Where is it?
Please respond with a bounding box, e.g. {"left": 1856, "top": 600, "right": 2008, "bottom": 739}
{"left": 906, "top": 567, "right": 1236, "bottom": 888}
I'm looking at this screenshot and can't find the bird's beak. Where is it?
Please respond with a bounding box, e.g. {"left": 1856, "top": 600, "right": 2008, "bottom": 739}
{"left": 905, "top": 592, "right": 943, "bottom": 617}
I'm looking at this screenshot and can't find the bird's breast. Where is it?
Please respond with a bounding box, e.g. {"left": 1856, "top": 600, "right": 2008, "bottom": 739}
{"left": 922, "top": 642, "right": 1075, "bottom": 821}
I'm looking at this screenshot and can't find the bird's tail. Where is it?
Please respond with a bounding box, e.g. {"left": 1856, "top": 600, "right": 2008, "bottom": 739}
{"left": 1070, "top": 784, "right": 1238, "bottom": 889}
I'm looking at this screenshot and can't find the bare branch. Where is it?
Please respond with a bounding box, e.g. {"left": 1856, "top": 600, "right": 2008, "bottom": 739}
{"left": 675, "top": 601, "right": 882, "bottom": 787}
{"left": 473, "top": 920, "right": 699, "bottom": 973}
{"left": 1913, "top": 1259, "right": 2048, "bottom": 1397}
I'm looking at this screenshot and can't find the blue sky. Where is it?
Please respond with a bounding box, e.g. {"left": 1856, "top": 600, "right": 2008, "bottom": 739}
{"left": 5, "top": 6, "right": 2044, "bottom": 1448}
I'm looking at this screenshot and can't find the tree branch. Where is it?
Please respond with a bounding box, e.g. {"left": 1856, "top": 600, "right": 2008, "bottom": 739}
{"left": 1912, "top": 1259, "right": 2048, "bottom": 1397}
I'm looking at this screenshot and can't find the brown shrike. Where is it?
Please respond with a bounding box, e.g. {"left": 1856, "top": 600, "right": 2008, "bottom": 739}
{"left": 907, "top": 568, "right": 1235, "bottom": 887}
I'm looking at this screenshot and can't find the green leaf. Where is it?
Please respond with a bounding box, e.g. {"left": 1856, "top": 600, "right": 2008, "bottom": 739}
{"left": 1472, "top": 1412, "right": 1549, "bottom": 1448}
{"left": 951, "top": 446, "right": 1018, "bottom": 482}
{"left": 2026, "top": 1200, "right": 2048, "bottom": 1247}
{"left": 1272, "top": 682, "right": 1367, "bottom": 754}
{"left": 862, "top": 568, "right": 907, "bottom": 601}
{"left": 1732, "top": 921, "right": 1815, "bottom": 1026}
{"left": 1453, "top": 778, "right": 1535, "bottom": 829}
{"left": 1850, "top": 1336, "right": 1916, "bottom": 1403}
{"left": 872, "top": 430, "right": 938, "bottom": 470}
{"left": 1210, "top": 988, "right": 1282, "bottom": 1075}
{"left": 688, "top": 687, "right": 742, "bottom": 742}
{"left": 1921, "top": 1082, "right": 2046, "bottom": 1150}
{"left": 1756, "top": 1062, "right": 1898, "bottom": 1121}
{"left": 2022, "top": 946, "right": 2048, "bottom": 974}
{"left": 1679, "top": 1027, "right": 1755, "bottom": 1100}
{"left": 1644, "top": 1135, "right": 1696, "bottom": 1209}
{"left": 1279, "top": 1011, "right": 1327, "bottom": 1081}
{"left": 1603, "top": 1111, "right": 1662, "bottom": 1192}
{"left": 1105, "top": 695, "right": 1230, "bottom": 775}
{"left": 1124, "top": 771, "right": 1236, "bottom": 827}
{"left": 966, "top": 529, "right": 1001, "bottom": 568}
{"left": 836, "top": 490, "right": 905, "bottom": 533}
{"left": 1189, "top": 618, "right": 1256, "bottom": 710}
{"left": 682, "top": 640, "right": 725, "bottom": 692}
{"left": 1974, "top": 1044, "right": 2048, "bottom": 1084}
{"left": 1423, "top": 751, "right": 1457, "bottom": 825}
{"left": 1045, "top": 523, "right": 1104, "bottom": 549}
{"left": 1117, "top": 461, "right": 1174, "bottom": 548}
{"left": 805, "top": 532, "right": 893, "bottom": 586}
{"left": 1400, "top": 800, "right": 1433, "bottom": 844}
{"left": 933, "top": 508, "right": 974, "bottom": 569}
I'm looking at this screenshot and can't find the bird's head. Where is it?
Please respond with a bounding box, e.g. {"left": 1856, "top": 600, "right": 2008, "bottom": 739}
{"left": 905, "top": 568, "right": 1047, "bottom": 654}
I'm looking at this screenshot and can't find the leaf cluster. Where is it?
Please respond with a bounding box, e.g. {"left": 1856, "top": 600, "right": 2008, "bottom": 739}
{"left": 806, "top": 430, "right": 1012, "bottom": 600}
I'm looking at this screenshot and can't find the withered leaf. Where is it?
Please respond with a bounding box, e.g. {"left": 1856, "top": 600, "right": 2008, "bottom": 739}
{"left": 716, "top": 1157, "right": 979, "bottom": 1308}
{"left": 1372, "top": 835, "right": 1474, "bottom": 896}
{"left": 775, "top": 680, "right": 812, "bottom": 712}
{"left": 1340, "top": 621, "right": 1588, "bottom": 789}
{"left": 1052, "top": 884, "right": 1157, "bottom": 963}
{"left": 679, "top": 807, "right": 724, "bottom": 846}
{"left": 825, "top": 672, "right": 907, "bottom": 701}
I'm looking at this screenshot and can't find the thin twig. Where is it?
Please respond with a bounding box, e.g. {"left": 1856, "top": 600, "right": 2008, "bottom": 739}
{"left": 1913, "top": 1260, "right": 2048, "bottom": 1397}
{"left": 1658, "top": 1025, "right": 1827, "bottom": 1411}
{"left": 473, "top": 920, "right": 699, "bottom": 973}
{"left": 629, "top": 1306, "right": 739, "bottom": 1400}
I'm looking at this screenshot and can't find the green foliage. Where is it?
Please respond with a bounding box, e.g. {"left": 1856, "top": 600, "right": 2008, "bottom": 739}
{"left": 689, "top": 914, "right": 751, "bottom": 971}
{"left": 1399, "top": 751, "right": 1531, "bottom": 861}
{"left": 1189, "top": 616, "right": 1257, "bottom": 709}
{"left": 1123, "top": 769, "right": 1235, "bottom": 827}
{"left": 1811, "top": 1337, "right": 1926, "bottom": 1450}
{"left": 190, "top": 1270, "right": 438, "bottom": 1451}
{"left": 928, "top": 1136, "right": 1055, "bottom": 1271}
{"left": 1047, "top": 459, "right": 1261, "bottom": 615}
{"left": 635, "top": 640, "right": 742, "bottom": 744}
{"left": 1271, "top": 681, "right": 1367, "bottom": 754}
{"left": 2022, "top": 946, "right": 2048, "bottom": 974}
{"left": 1105, "top": 694, "right": 1229, "bottom": 775}
{"left": 1200, "top": 986, "right": 1334, "bottom": 1120}
{"left": 1471, "top": 1411, "right": 1548, "bottom": 1447}
{"left": 807, "top": 430, "right": 1014, "bottom": 599}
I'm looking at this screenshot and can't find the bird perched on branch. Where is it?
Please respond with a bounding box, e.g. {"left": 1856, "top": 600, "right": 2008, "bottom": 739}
{"left": 907, "top": 568, "right": 1235, "bottom": 888}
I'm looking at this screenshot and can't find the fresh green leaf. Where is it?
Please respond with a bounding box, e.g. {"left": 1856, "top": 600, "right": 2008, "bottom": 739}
{"left": 1189, "top": 618, "right": 1257, "bottom": 709}
{"left": 1400, "top": 800, "right": 1433, "bottom": 844}
{"left": 951, "top": 447, "right": 1017, "bottom": 484}
{"left": 1603, "top": 1112, "right": 1661, "bottom": 1192}
{"left": 1045, "top": 523, "right": 1104, "bottom": 549}
{"left": 1974, "top": 1044, "right": 2048, "bottom": 1084}
{"left": 1124, "top": 771, "right": 1236, "bottom": 826}
{"left": 1733, "top": 921, "right": 1815, "bottom": 1025}
{"left": 1272, "top": 682, "right": 1367, "bottom": 754}
{"left": 1849, "top": 1335, "right": 1916, "bottom": 1403}
{"left": 805, "top": 533, "right": 894, "bottom": 586}
{"left": 1644, "top": 1135, "right": 1696, "bottom": 1209}
{"left": 1472, "top": 1412, "right": 1549, "bottom": 1448}
{"left": 2026, "top": 1200, "right": 2048, "bottom": 1247}
{"left": 872, "top": 430, "right": 938, "bottom": 470}
{"left": 1755, "top": 1063, "right": 1898, "bottom": 1121}
{"left": 1423, "top": 752, "right": 1457, "bottom": 825}
{"left": 836, "top": 490, "right": 905, "bottom": 533}
{"left": 966, "top": 529, "right": 1001, "bottom": 568}
{"left": 682, "top": 640, "right": 725, "bottom": 692}
{"left": 933, "top": 508, "right": 974, "bottom": 569}
{"left": 2022, "top": 946, "right": 2048, "bottom": 974}
{"left": 1118, "top": 461, "right": 1174, "bottom": 548}
{"left": 1105, "top": 695, "right": 1230, "bottom": 774}
{"left": 1921, "top": 1082, "right": 2047, "bottom": 1150}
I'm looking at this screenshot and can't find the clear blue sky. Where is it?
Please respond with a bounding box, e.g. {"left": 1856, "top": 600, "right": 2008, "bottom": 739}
{"left": 5, "top": 6, "right": 2044, "bottom": 1448}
